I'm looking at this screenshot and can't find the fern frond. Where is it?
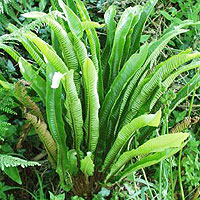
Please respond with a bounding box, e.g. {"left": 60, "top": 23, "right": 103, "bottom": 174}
{"left": 0, "top": 88, "right": 17, "bottom": 115}
{"left": 26, "top": 113, "right": 57, "bottom": 167}
{"left": 0, "top": 154, "right": 40, "bottom": 171}
{"left": 126, "top": 52, "right": 200, "bottom": 123}
{"left": 14, "top": 81, "right": 44, "bottom": 120}
{"left": 170, "top": 116, "right": 199, "bottom": 134}
{"left": 62, "top": 70, "right": 83, "bottom": 155}
{"left": 0, "top": 121, "right": 11, "bottom": 132}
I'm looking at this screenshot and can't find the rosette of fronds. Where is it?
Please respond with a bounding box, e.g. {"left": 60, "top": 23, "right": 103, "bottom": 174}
{"left": 0, "top": 0, "right": 199, "bottom": 197}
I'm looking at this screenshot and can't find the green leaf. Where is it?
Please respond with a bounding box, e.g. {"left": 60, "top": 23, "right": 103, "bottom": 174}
{"left": 7, "top": 24, "right": 47, "bottom": 70}
{"left": 0, "top": 43, "right": 20, "bottom": 63}
{"left": 126, "top": 50, "right": 200, "bottom": 123}
{"left": 46, "top": 63, "right": 69, "bottom": 189}
{"left": 107, "top": 133, "right": 189, "bottom": 181}
{"left": 65, "top": 0, "right": 77, "bottom": 14}
{"left": 145, "top": 29, "right": 188, "bottom": 69}
{"left": 160, "top": 11, "right": 174, "bottom": 21}
{"left": 108, "top": 6, "right": 142, "bottom": 84}
{"left": 150, "top": 61, "right": 200, "bottom": 110}
{"left": 0, "top": 154, "right": 40, "bottom": 171}
{"left": 99, "top": 44, "right": 148, "bottom": 145}
{"left": 118, "top": 148, "right": 180, "bottom": 181}
{"left": 121, "top": 6, "right": 142, "bottom": 66}
{"left": 4, "top": 167, "right": 22, "bottom": 185}
{"left": 80, "top": 152, "right": 94, "bottom": 177}
{"left": 170, "top": 71, "right": 200, "bottom": 112}
{"left": 81, "top": 21, "right": 104, "bottom": 30}
{"left": 101, "top": 5, "right": 116, "bottom": 89}
{"left": 49, "top": 191, "right": 65, "bottom": 200}
{"left": 130, "top": 0, "right": 158, "bottom": 54}
{"left": 58, "top": 0, "right": 83, "bottom": 38}
{"left": 62, "top": 70, "right": 83, "bottom": 155}
{"left": 68, "top": 149, "right": 78, "bottom": 176}
{"left": 82, "top": 58, "right": 100, "bottom": 153}
{"left": 75, "top": 0, "right": 103, "bottom": 102}
{"left": 25, "top": 33, "right": 68, "bottom": 73}
{"left": 71, "top": 33, "right": 87, "bottom": 68}
{"left": 102, "top": 109, "right": 161, "bottom": 172}
{"left": 18, "top": 57, "right": 46, "bottom": 103}
{"left": 22, "top": 11, "right": 47, "bottom": 18}
{"left": 173, "top": 111, "right": 187, "bottom": 123}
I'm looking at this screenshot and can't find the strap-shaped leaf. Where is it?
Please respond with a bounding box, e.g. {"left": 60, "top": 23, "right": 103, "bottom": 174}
{"left": 101, "top": 5, "right": 116, "bottom": 89}
{"left": 150, "top": 61, "right": 200, "bottom": 110}
{"left": 81, "top": 21, "right": 104, "bottom": 30}
{"left": 62, "top": 70, "right": 83, "bottom": 156}
{"left": 108, "top": 6, "right": 142, "bottom": 84}
{"left": 71, "top": 33, "right": 87, "bottom": 69}
{"left": 130, "top": 0, "right": 158, "bottom": 55}
{"left": 74, "top": 0, "right": 100, "bottom": 65}
{"left": 25, "top": 33, "right": 68, "bottom": 73}
{"left": 7, "top": 23, "right": 46, "bottom": 70}
{"left": 23, "top": 13, "right": 79, "bottom": 72}
{"left": 75, "top": 0, "right": 104, "bottom": 102}
{"left": 21, "top": 38, "right": 46, "bottom": 69}
{"left": 58, "top": 0, "right": 83, "bottom": 38}
{"left": 170, "top": 71, "right": 200, "bottom": 112}
{"left": 46, "top": 63, "right": 69, "bottom": 188}
{"left": 144, "top": 29, "right": 188, "bottom": 69}
{"left": 106, "top": 133, "right": 189, "bottom": 181}
{"left": 117, "top": 148, "right": 180, "bottom": 181}
{"left": 0, "top": 43, "right": 20, "bottom": 62}
{"left": 19, "top": 58, "right": 46, "bottom": 103}
{"left": 82, "top": 58, "right": 100, "bottom": 153}
{"left": 102, "top": 109, "right": 161, "bottom": 172}
{"left": 99, "top": 44, "right": 148, "bottom": 143}
{"left": 123, "top": 76, "right": 150, "bottom": 126}
{"left": 121, "top": 6, "right": 142, "bottom": 65}
{"left": 65, "top": 0, "right": 77, "bottom": 14}
{"left": 126, "top": 51, "right": 200, "bottom": 122}
{"left": 26, "top": 113, "right": 57, "bottom": 167}
{"left": 114, "top": 67, "right": 147, "bottom": 133}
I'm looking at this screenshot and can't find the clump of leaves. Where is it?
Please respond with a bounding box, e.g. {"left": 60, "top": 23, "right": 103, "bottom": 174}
{"left": 0, "top": 0, "right": 199, "bottom": 198}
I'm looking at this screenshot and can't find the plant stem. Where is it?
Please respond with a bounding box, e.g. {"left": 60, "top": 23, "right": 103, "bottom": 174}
{"left": 132, "top": 172, "right": 140, "bottom": 200}
{"left": 169, "top": 158, "right": 175, "bottom": 200}
{"left": 159, "top": 118, "right": 167, "bottom": 199}
{"left": 188, "top": 87, "right": 196, "bottom": 117}
{"left": 159, "top": 161, "right": 163, "bottom": 200}
{"left": 192, "top": 185, "right": 200, "bottom": 200}
{"left": 178, "top": 148, "right": 185, "bottom": 200}
{"left": 142, "top": 169, "right": 154, "bottom": 199}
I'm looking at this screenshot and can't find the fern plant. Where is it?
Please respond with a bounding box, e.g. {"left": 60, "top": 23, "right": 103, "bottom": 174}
{"left": 0, "top": 83, "right": 40, "bottom": 185}
{"left": 0, "top": 0, "right": 200, "bottom": 198}
{"left": 0, "top": 154, "right": 40, "bottom": 184}
{"left": 0, "top": 85, "right": 16, "bottom": 132}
